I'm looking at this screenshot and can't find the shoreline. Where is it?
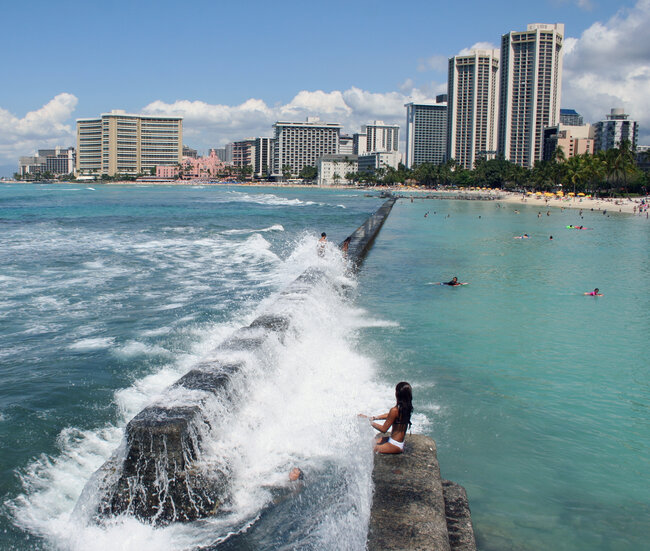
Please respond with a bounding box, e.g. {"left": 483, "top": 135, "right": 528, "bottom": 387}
{"left": 3, "top": 179, "right": 647, "bottom": 215}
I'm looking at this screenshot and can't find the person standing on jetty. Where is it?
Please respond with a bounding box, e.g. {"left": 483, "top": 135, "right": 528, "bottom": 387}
{"left": 360, "top": 382, "right": 413, "bottom": 454}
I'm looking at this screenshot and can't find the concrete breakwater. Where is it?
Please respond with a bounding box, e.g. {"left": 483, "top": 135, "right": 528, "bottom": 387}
{"left": 368, "top": 434, "right": 476, "bottom": 551}
{"left": 76, "top": 198, "right": 397, "bottom": 525}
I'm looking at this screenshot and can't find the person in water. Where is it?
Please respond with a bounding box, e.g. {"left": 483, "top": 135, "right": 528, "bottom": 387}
{"left": 317, "top": 232, "right": 327, "bottom": 256}
{"left": 360, "top": 382, "right": 413, "bottom": 454}
{"left": 584, "top": 288, "right": 603, "bottom": 296}
{"left": 438, "top": 276, "right": 467, "bottom": 286}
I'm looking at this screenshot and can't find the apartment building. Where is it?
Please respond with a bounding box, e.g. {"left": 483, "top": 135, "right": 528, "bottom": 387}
{"left": 361, "top": 121, "right": 400, "bottom": 154}
{"left": 254, "top": 137, "right": 274, "bottom": 178}
{"left": 559, "top": 109, "right": 584, "bottom": 126}
{"left": 543, "top": 123, "right": 594, "bottom": 161}
{"left": 447, "top": 49, "right": 500, "bottom": 170}
{"left": 593, "top": 108, "right": 639, "bottom": 152}
{"left": 272, "top": 117, "right": 341, "bottom": 178}
{"left": 232, "top": 138, "right": 256, "bottom": 170}
{"left": 19, "top": 146, "right": 76, "bottom": 176}
{"left": 497, "top": 23, "right": 564, "bottom": 168}
{"left": 76, "top": 110, "right": 182, "bottom": 177}
{"left": 405, "top": 102, "right": 448, "bottom": 168}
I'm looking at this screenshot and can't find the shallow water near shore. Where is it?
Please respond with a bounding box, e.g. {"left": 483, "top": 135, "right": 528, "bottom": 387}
{"left": 1, "top": 183, "right": 649, "bottom": 550}
{"left": 356, "top": 197, "right": 650, "bottom": 550}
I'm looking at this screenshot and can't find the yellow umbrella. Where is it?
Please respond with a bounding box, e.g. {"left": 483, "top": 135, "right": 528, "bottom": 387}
{"left": 526, "top": 191, "right": 533, "bottom": 195}
{"left": 536, "top": 191, "right": 542, "bottom": 196}
{"left": 578, "top": 192, "right": 585, "bottom": 196}
{"left": 568, "top": 192, "right": 575, "bottom": 196}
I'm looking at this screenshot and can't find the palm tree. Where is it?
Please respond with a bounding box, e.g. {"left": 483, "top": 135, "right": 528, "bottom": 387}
{"left": 565, "top": 155, "right": 585, "bottom": 194}
{"left": 601, "top": 140, "right": 636, "bottom": 195}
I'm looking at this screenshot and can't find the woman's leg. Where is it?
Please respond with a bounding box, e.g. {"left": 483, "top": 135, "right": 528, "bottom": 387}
{"left": 374, "top": 441, "right": 403, "bottom": 454}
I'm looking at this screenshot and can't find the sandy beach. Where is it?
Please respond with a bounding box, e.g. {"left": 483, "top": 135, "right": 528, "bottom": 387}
{"left": 491, "top": 190, "right": 647, "bottom": 215}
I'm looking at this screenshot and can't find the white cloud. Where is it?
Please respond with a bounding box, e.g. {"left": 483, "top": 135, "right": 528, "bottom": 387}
{"left": 0, "top": 93, "right": 77, "bottom": 165}
{"left": 142, "top": 84, "right": 441, "bottom": 151}
{"left": 576, "top": 0, "right": 594, "bottom": 11}
{"left": 417, "top": 54, "right": 448, "bottom": 73}
{"left": 458, "top": 42, "right": 499, "bottom": 56}
{"left": 563, "top": 0, "right": 650, "bottom": 143}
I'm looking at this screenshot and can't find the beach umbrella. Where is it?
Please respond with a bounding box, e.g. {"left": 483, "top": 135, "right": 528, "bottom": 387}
{"left": 568, "top": 192, "right": 575, "bottom": 196}
{"left": 578, "top": 193, "right": 585, "bottom": 196}
{"left": 536, "top": 191, "right": 542, "bottom": 196}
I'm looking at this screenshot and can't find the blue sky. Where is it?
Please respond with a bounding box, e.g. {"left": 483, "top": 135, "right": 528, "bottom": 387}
{"left": 1, "top": 0, "right": 648, "bottom": 175}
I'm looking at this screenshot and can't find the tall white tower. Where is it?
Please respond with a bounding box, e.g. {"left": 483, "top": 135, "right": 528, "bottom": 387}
{"left": 497, "top": 23, "right": 564, "bottom": 168}
{"left": 447, "top": 49, "right": 500, "bottom": 170}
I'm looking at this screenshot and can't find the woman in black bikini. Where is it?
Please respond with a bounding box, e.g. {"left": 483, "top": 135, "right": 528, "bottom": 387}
{"left": 361, "top": 382, "right": 413, "bottom": 454}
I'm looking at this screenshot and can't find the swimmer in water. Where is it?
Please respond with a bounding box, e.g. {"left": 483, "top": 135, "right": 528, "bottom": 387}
{"left": 514, "top": 234, "right": 530, "bottom": 239}
{"left": 584, "top": 288, "right": 603, "bottom": 296}
{"left": 432, "top": 277, "right": 468, "bottom": 286}
{"left": 360, "top": 382, "right": 413, "bottom": 454}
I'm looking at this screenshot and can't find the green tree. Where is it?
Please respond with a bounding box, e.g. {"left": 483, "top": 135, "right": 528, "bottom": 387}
{"left": 282, "top": 164, "right": 293, "bottom": 181}
{"left": 299, "top": 165, "right": 317, "bottom": 181}
{"left": 604, "top": 140, "right": 637, "bottom": 195}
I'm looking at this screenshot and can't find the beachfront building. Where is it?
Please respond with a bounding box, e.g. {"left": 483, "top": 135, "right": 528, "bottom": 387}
{"left": 183, "top": 145, "right": 198, "bottom": 158}
{"left": 272, "top": 117, "right": 342, "bottom": 179}
{"left": 232, "top": 139, "right": 256, "bottom": 171}
{"left": 19, "top": 146, "right": 76, "bottom": 177}
{"left": 560, "top": 109, "right": 584, "bottom": 126}
{"left": 497, "top": 23, "right": 564, "bottom": 168}
{"left": 340, "top": 134, "right": 354, "bottom": 155}
{"left": 404, "top": 102, "right": 448, "bottom": 168}
{"left": 593, "top": 108, "right": 639, "bottom": 152}
{"left": 155, "top": 149, "right": 225, "bottom": 179}
{"left": 317, "top": 154, "right": 358, "bottom": 186}
{"left": 213, "top": 148, "right": 230, "bottom": 163}
{"left": 254, "top": 137, "right": 274, "bottom": 178}
{"left": 76, "top": 110, "right": 182, "bottom": 177}
{"left": 363, "top": 121, "right": 400, "bottom": 154}
{"left": 542, "top": 123, "right": 594, "bottom": 161}
{"left": 358, "top": 151, "right": 401, "bottom": 173}
{"left": 353, "top": 132, "right": 367, "bottom": 155}
{"left": 447, "top": 49, "right": 500, "bottom": 170}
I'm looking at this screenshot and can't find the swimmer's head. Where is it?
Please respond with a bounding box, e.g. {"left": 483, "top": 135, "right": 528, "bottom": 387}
{"left": 321, "top": 232, "right": 326, "bottom": 238}
{"left": 289, "top": 467, "right": 304, "bottom": 481}
{"left": 594, "top": 288, "right": 599, "bottom": 294}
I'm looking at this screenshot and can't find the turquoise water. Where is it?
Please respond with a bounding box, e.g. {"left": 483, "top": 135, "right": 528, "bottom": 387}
{"left": 1, "top": 184, "right": 648, "bottom": 550}
{"left": 356, "top": 198, "right": 650, "bottom": 550}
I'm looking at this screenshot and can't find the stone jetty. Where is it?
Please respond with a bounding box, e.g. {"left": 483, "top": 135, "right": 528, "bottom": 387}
{"left": 368, "top": 434, "right": 476, "bottom": 551}
{"left": 78, "top": 198, "right": 397, "bottom": 525}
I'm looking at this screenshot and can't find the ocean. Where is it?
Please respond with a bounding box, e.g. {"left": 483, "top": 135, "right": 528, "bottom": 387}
{"left": 0, "top": 184, "right": 648, "bottom": 550}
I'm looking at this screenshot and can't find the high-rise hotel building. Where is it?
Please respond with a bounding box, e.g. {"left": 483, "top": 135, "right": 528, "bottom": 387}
{"left": 76, "top": 110, "right": 182, "bottom": 177}
{"left": 405, "top": 102, "right": 448, "bottom": 168}
{"left": 272, "top": 118, "right": 341, "bottom": 178}
{"left": 497, "top": 23, "right": 564, "bottom": 168}
{"left": 447, "top": 49, "right": 500, "bottom": 170}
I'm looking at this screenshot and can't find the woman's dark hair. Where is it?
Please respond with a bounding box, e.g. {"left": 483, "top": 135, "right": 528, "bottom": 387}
{"left": 394, "top": 381, "right": 413, "bottom": 429}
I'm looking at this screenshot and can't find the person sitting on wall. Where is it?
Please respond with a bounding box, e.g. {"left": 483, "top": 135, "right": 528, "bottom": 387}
{"left": 359, "top": 382, "right": 413, "bottom": 454}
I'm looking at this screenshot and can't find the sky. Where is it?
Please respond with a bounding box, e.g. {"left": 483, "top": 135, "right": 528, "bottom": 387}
{"left": 1, "top": 0, "right": 649, "bottom": 176}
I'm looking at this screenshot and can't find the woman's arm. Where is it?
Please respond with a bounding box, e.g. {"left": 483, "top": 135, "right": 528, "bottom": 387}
{"left": 370, "top": 407, "right": 398, "bottom": 433}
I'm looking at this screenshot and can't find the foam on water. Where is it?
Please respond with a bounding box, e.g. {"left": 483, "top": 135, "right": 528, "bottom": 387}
{"left": 69, "top": 338, "right": 115, "bottom": 351}
{"left": 221, "top": 224, "right": 285, "bottom": 235}
{"left": 6, "top": 234, "right": 397, "bottom": 551}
